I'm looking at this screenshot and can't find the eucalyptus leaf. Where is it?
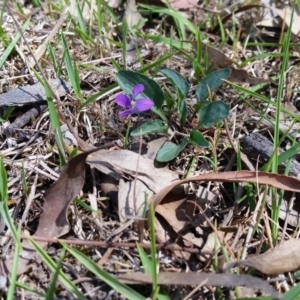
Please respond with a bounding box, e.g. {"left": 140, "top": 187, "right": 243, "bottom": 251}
{"left": 198, "top": 101, "right": 230, "bottom": 128}
{"left": 116, "top": 70, "right": 164, "bottom": 108}
{"left": 189, "top": 130, "right": 209, "bottom": 148}
{"left": 196, "top": 68, "right": 231, "bottom": 102}
{"left": 130, "top": 120, "right": 169, "bottom": 137}
{"left": 160, "top": 67, "right": 189, "bottom": 100}
{"left": 156, "top": 138, "right": 188, "bottom": 162}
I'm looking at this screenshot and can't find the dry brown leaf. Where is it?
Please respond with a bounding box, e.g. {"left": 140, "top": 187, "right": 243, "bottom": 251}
{"left": 87, "top": 149, "right": 178, "bottom": 193}
{"left": 266, "top": 192, "right": 300, "bottom": 227}
{"left": 108, "top": 0, "right": 122, "bottom": 7}
{"left": 201, "top": 44, "right": 271, "bottom": 84}
{"left": 156, "top": 188, "right": 215, "bottom": 246}
{"left": 273, "top": 6, "right": 300, "bottom": 37}
{"left": 229, "top": 238, "right": 300, "bottom": 275}
{"left": 155, "top": 193, "right": 195, "bottom": 260}
{"left": 155, "top": 187, "right": 231, "bottom": 260}
{"left": 69, "top": 0, "right": 97, "bottom": 21}
{"left": 144, "top": 137, "right": 168, "bottom": 159}
{"left": 280, "top": 101, "right": 298, "bottom": 120}
{"left": 87, "top": 149, "right": 178, "bottom": 223}
{"left": 151, "top": 171, "right": 300, "bottom": 208}
{"left": 126, "top": 0, "right": 144, "bottom": 29}
{"left": 257, "top": 5, "right": 300, "bottom": 37}
{"left": 165, "top": 0, "right": 198, "bottom": 9}
{"left": 117, "top": 272, "right": 282, "bottom": 299}
{"left": 256, "top": 0, "right": 280, "bottom": 28}
{"left": 118, "top": 179, "right": 150, "bottom": 223}
{"left": 1, "top": 147, "right": 101, "bottom": 276}
{"left": 212, "top": 4, "right": 265, "bottom": 33}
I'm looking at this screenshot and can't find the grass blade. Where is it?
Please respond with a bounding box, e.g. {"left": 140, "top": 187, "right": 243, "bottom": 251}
{"left": 63, "top": 243, "right": 145, "bottom": 300}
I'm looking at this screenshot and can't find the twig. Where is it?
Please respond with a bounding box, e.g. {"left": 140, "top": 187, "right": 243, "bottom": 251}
{"left": 0, "top": 232, "right": 214, "bottom": 254}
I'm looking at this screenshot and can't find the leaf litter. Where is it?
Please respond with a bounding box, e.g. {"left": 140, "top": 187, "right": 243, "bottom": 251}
{"left": 87, "top": 141, "right": 179, "bottom": 222}
{"left": 2, "top": 0, "right": 300, "bottom": 299}
{"left": 1, "top": 147, "right": 103, "bottom": 275}
{"left": 225, "top": 238, "right": 300, "bottom": 276}
{"left": 118, "top": 272, "right": 282, "bottom": 299}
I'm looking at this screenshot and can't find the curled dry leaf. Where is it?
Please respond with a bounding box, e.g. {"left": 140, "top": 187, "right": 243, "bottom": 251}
{"left": 212, "top": 4, "right": 265, "bottom": 33}
{"left": 1, "top": 147, "right": 101, "bottom": 276}
{"left": 151, "top": 171, "right": 300, "bottom": 262}
{"left": 87, "top": 149, "right": 179, "bottom": 222}
{"left": 87, "top": 149, "right": 178, "bottom": 193}
{"left": 154, "top": 187, "right": 228, "bottom": 260}
{"left": 229, "top": 238, "right": 300, "bottom": 275}
{"left": 151, "top": 171, "right": 300, "bottom": 208}
{"left": 199, "top": 44, "right": 271, "bottom": 84}
{"left": 272, "top": 6, "right": 300, "bottom": 37}
{"left": 118, "top": 178, "right": 150, "bottom": 223}
{"left": 117, "top": 272, "right": 282, "bottom": 299}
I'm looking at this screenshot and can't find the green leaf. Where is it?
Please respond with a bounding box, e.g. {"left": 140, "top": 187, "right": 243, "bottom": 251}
{"left": 0, "top": 158, "right": 20, "bottom": 246}
{"left": 179, "top": 100, "right": 187, "bottom": 125}
{"left": 136, "top": 243, "right": 152, "bottom": 274}
{"left": 156, "top": 138, "right": 188, "bottom": 162}
{"left": 189, "top": 130, "right": 209, "bottom": 148}
{"left": 116, "top": 70, "right": 164, "bottom": 108}
{"left": 136, "top": 243, "right": 171, "bottom": 300}
{"left": 130, "top": 120, "right": 169, "bottom": 137}
{"left": 159, "top": 67, "right": 189, "bottom": 100}
{"left": 0, "top": 157, "right": 8, "bottom": 201}
{"left": 196, "top": 68, "right": 231, "bottom": 102}
{"left": 164, "top": 92, "right": 175, "bottom": 109}
{"left": 284, "top": 281, "right": 300, "bottom": 300}
{"left": 7, "top": 226, "right": 22, "bottom": 300}
{"left": 33, "top": 73, "right": 66, "bottom": 167}
{"left": 61, "top": 33, "right": 82, "bottom": 99}
{"left": 294, "top": 270, "right": 300, "bottom": 281}
{"left": 149, "top": 202, "right": 158, "bottom": 291}
{"left": 0, "top": 18, "right": 30, "bottom": 69}
{"left": 197, "top": 101, "right": 230, "bottom": 128}
{"left": 0, "top": 202, "right": 20, "bottom": 247}
{"left": 46, "top": 249, "right": 66, "bottom": 300}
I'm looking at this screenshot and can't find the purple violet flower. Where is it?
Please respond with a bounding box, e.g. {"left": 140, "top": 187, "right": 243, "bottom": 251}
{"left": 115, "top": 84, "right": 154, "bottom": 117}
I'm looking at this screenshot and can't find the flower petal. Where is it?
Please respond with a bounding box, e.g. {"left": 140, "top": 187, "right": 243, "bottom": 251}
{"left": 132, "top": 84, "right": 145, "bottom": 98}
{"left": 135, "top": 98, "right": 154, "bottom": 112}
{"left": 119, "top": 108, "right": 135, "bottom": 117}
{"left": 116, "top": 93, "right": 131, "bottom": 107}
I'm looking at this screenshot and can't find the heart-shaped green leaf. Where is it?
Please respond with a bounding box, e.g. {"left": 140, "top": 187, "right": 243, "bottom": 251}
{"left": 196, "top": 68, "right": 231, "bottom": 103}
{"left": 160, "top": 67, "right": 189, "bottom": 100}
{"left": 130, "top": 120, "right": 169, "bottom": 137}
{"left": 156, "top": 138, "right": 188, "bottom": 162}
{"left": 116, "top": 70, "right": 164, "bottom": 108}
{"left": 197, "top": 101, "right": 230, "bottom": 128}
{"left": 189, "top": 130, "right": 209, "bottom": 148}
